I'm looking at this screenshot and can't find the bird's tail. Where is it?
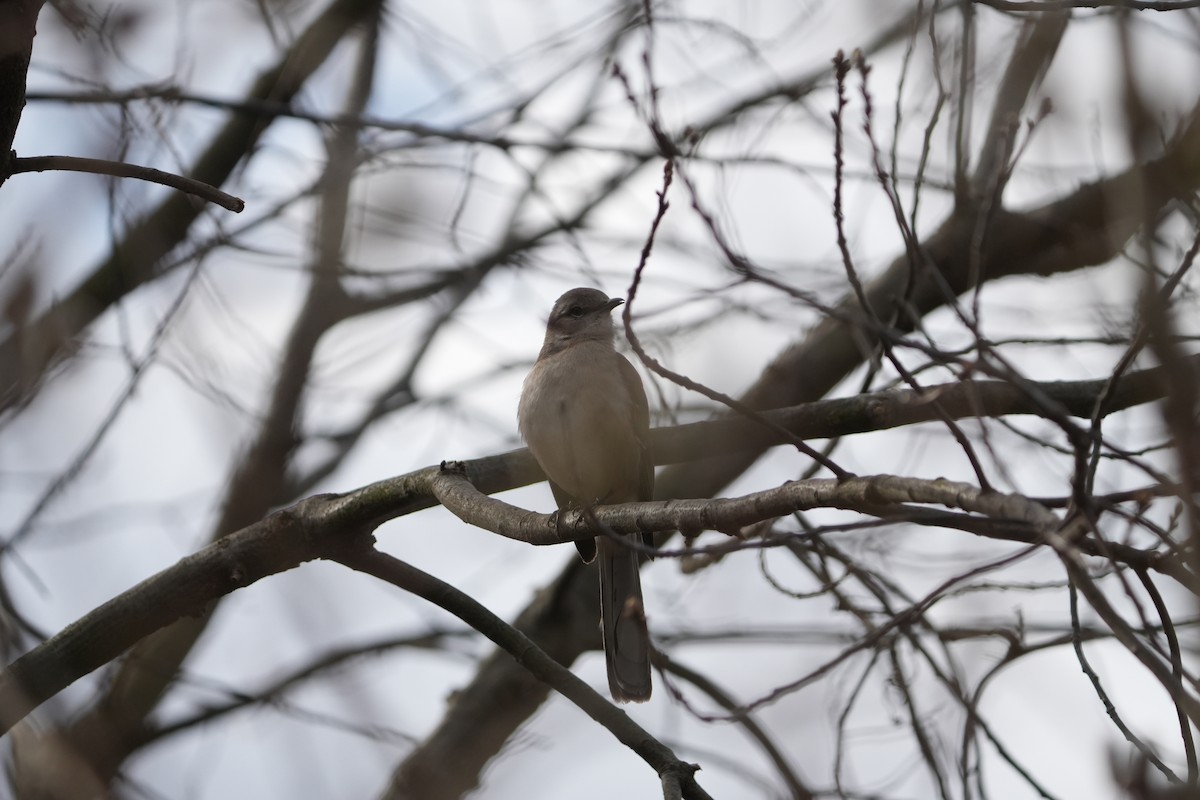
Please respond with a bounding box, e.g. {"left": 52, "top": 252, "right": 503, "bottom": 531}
{"left": 598, "top": 536, "right": 652, "bottom": 702}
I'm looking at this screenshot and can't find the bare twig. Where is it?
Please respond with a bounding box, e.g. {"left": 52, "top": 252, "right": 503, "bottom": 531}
{"left": 7, "top": 155, "right": 244, "bottom": 212}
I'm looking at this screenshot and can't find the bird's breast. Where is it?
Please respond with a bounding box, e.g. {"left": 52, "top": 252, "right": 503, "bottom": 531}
{"left": 519, "top": 344, "right": 642, "bottom": 505}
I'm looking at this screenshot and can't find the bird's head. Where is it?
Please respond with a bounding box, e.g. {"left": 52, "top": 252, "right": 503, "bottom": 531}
{"left": 541, "top": 287, "right": 624, "bottom": 352}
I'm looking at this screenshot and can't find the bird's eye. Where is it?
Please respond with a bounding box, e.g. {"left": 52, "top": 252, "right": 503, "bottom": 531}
{"left": 568, "top": 305, "right": 584, "bottom": 318}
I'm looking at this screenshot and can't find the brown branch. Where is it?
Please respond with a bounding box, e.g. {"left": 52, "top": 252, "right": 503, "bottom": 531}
{"left": 58, "top": 7, "right": 382, "bottom": 784}
{"left": 431, "top": 467, "right": 1063, "bottom": 547}
{"left": 0, "top": 1, "right": 941, "bottom": 419}
{"left": 0, "top": 494, "right": 349, "bottom": 736}
{"left": 970, "top": 10, "right": 1067, "bottom": 195}
{"left": 389, "top": 82, "right": 1200, "bottom": 800}
{"left": 0, "top": 357, "right": 1187, "bottom": 737}
{"left": 440, "top": 459, "right": 1181, "bottom": 585}
{"left": 651, "top": 354, "right": 1195, "bottom": 467}
{"left": 657, "top": 100, "right": 1200, "bottom": 507}
{"left": 7, "top": 155, "right": 244, "bottom": 212}
{"left": 334, "top": 545, "right": 712, "bottom": 800}
{"left": 0, "top": 0, "right": 383, "bottom": 411}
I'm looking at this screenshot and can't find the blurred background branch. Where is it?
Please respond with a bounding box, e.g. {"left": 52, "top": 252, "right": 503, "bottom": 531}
{"left": 2, "top": 1, "right": 1198, "bottom": 798}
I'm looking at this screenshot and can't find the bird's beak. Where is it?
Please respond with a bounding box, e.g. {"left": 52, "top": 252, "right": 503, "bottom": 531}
{"left": 606, "top": 297, "right": 625, "bottom": 312}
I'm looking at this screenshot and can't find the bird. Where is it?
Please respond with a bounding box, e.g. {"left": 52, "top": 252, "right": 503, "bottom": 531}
{"left": 518, "top": 287, "right": 654, "bottom": 702}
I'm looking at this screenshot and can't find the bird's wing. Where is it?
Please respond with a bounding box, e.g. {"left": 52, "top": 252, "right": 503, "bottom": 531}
{"left": 616, "top": 353, "right": 655, "bottom": 550}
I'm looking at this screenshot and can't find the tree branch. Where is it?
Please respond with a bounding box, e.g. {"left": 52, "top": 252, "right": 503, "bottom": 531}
{"left": 0, "top": 0, "right": 382, "bottom": 410}
{"left": 59, "top": 6, "right": 383, "bottom": 782}
{"left": 0, "top": 493, "right": 352, "bottom": 736}
{"left": 6, "top": 155, "right": 244, "bottom": 212}
{"left": 387, "top": 77, "right": 1200, "bottom": 797}
{"left": 334, "top": 545, "right": 712, "bottom": 800}
{"left": 0, "top": 358, "right": 1188, "bottom": 736}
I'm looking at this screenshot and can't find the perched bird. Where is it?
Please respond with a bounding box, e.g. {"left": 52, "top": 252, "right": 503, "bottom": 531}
{"left": 518, "top": 287, "right": 654, "bottom": 702}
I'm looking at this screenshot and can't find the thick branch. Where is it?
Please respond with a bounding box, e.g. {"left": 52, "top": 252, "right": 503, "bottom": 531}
{"left": 0, "top": 0, "right": 381, "bottom": 409}
{"left": 0, "top": 359, "right": 1187, "bottom": 736}
{"left": 60, "top": 6, "right": 383, "bottom": 781}
{"left": 0, "top": 494, "right": 348, "bottom": 735}
{"left": 335, "top": 546, "right": 712, "bottom": 800}
{"left": 651, "top": 355, "right": 1192, "bottom": 467}
{"left": 389, "top": 89, "right": 1200, "bottom": 800}
{"left": 661, "top": 104, "right": 1200, "bottom": 505}
{"left": 970, "top": 10, "right": 1066, "bottom": 193}
{"left": 431, "top": 468, "right": 1059, "bottom": 546}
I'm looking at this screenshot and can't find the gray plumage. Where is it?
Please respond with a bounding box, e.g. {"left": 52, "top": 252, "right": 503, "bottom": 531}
{"left": 518, "top": 287, "right": 653, "bottom": 703}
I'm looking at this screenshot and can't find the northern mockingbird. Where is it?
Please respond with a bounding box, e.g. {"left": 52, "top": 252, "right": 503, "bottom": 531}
{"left": 518, "top": 287, "right": 653, "bottom": 702}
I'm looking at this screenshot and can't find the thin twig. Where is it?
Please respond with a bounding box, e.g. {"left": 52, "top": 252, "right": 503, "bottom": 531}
{"left": 8, "top": 155, "right": 244, "bottom": 212}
